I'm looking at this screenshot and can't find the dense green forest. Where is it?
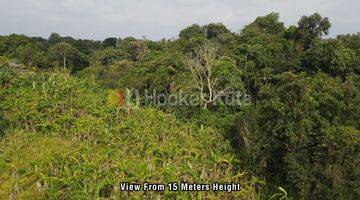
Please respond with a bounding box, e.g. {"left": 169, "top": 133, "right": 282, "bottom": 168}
{"left": 0, "top": 12, "right": 359, "bottom": 199}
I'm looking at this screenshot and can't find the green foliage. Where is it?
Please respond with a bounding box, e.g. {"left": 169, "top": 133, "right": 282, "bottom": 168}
{"left": 47, "top": 42, "right": 89, "bottom": 71}
{"left": 337, "top": 33, "right": 360, "bottom": 53}
{"left": 17, "top": 43, "right": 46, "bottom": 68}
{"left": 301, "top": 39, "right": 339, "bottom": 73}
{"left": 91, "top": 47, "right": 125, "bottom": 67}
{"left": 254, "top": 12, "right": 285, "bottom": 35}
{"left": 48, "top": 33, "right": 62, "bottom": 45}
{"left": 179, "top": 24, "right": 206, "bottom": 40}
{"left": 0, "top": 69, "right": 261, "bottom": 199}
{"left": 48, "top": 32, "right": 102, "bottom": 55}
{"left": 0, "top": 56, "right": 10, "bottom": 68}
{"left": 331, "top": 46, "right": 358, "bottom": 78}
{"left": 238, "top": 72, "right": 360, "bottom": 199}
{"left": 102, "top": 37, "right": 118, "bottom": 48}
{"left": 203, "top": 23, "right": 231, "bottom": 39}
{"left": 179, "top": 23, "right": 237, "bottom": 54}
{"left": 0, "top": 34, "right": 29, "bottom": 57}
{"left": 296, "top": 13, "right": 331, "bottom": 49}
{"left": 302, "top": 39, "right": 359, "bottom": 79}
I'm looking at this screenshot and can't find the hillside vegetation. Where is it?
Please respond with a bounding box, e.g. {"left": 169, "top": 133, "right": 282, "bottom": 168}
{"left": 0, "top": 68, "right": 261, "bottom": 199}
{"left": 1, "top": 12, "right": 360, "bottom": 199}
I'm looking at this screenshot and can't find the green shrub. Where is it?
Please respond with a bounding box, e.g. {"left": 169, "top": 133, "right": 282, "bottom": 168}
{"left": 0, "top": 56, "right": 10, "bottom": 68}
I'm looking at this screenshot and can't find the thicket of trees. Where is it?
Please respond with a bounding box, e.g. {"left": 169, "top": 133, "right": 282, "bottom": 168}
{"left": 1, "top": 12, "right": 359, "bottom": 199}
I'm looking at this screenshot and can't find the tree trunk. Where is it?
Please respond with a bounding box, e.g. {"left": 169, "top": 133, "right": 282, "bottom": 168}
{"left": 62, "top": 53, "right": 67, "bottom": 68}
{"left": 203, "top": 102, "right": 208, "bottom": 109}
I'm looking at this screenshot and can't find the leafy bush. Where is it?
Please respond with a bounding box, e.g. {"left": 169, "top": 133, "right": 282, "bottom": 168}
{"left": 0, "top": 56, "right": 10, "bottom": 68}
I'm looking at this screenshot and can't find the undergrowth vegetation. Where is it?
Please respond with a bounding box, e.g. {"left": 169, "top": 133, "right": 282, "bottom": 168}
{"left": 0, "top": 68, "right": 262, "bottom": 199}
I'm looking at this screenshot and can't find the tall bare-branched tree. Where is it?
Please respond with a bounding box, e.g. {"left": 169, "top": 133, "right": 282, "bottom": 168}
{"left": 184, "top": 42, "right": 224, "bottom": 109}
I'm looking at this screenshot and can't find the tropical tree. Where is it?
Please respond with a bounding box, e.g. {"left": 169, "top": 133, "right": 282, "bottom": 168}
{"left": 179, "top": 24, "right": 205, "bottom": 40}
{"left": 48, "top": 32, "right": 62, "bottom": 45}
{"left": 331, "top": 45, "right": 358, "bottom": 80}
{"left": 103, "top": 37, "right": 118, "bottom": 48}
{"left": 297, "top": 13, "right": 331, "bottom": 49}
{"left": 203, "top": 23, "right": 230, "bottom": 39}
{"left": 184, "top": 42, "right": 243, "bottom": 109}
{"left": 48, "top": 42, "right": 73, "bottom": 68}
{"left": 48, "top": 42, "right": 89, "bottom": 70}
{"left": 254, "top": 12, "right": 285, "bottom": 35}
{"left": 17, "top": 43, "right": 45, "bottom": 67}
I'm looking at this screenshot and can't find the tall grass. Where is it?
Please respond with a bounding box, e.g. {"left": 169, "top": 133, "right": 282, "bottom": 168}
{"left": 0, "top": 67, "right": 263, "bottom": 199}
